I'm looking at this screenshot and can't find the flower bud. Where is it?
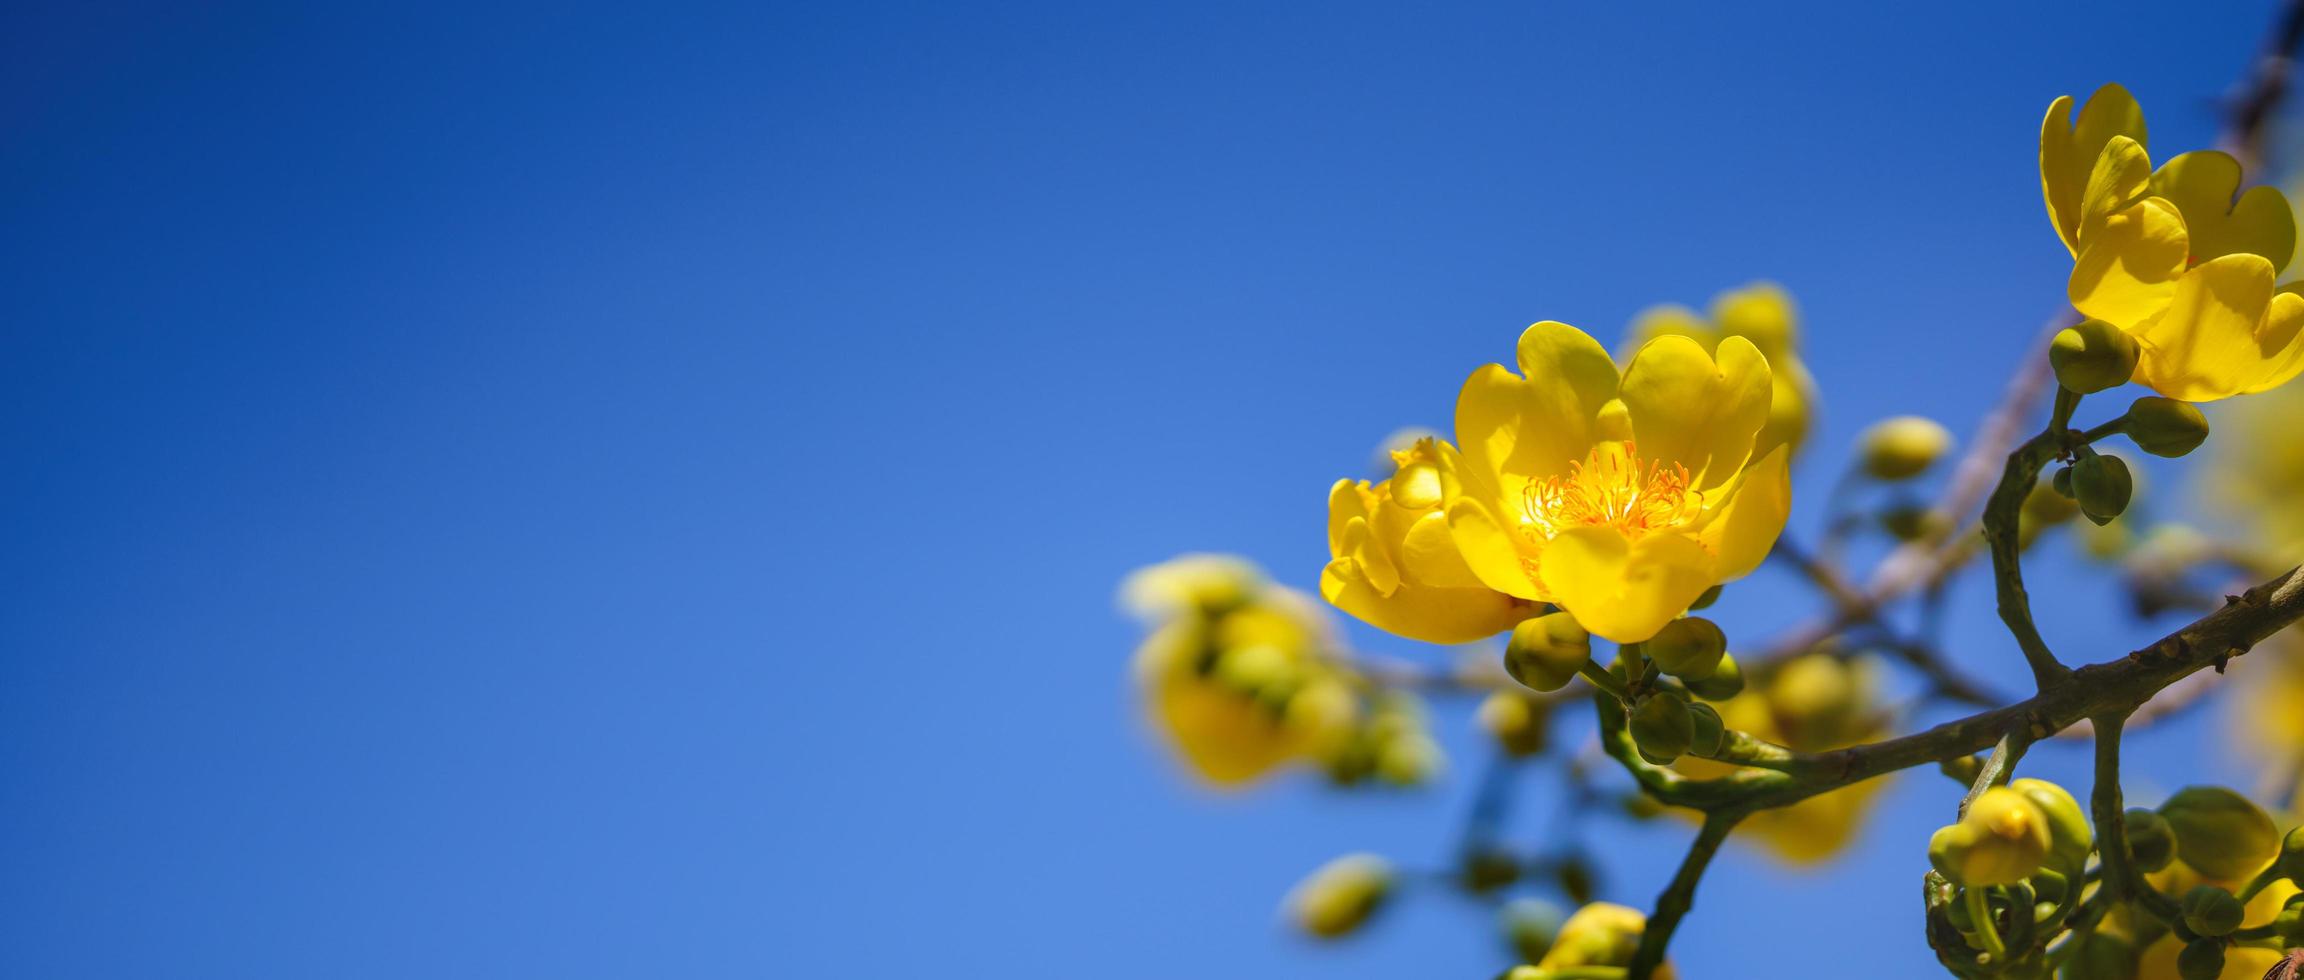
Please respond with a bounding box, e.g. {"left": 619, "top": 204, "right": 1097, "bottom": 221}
{"left": 2160, "top": 787, "right": 2280, "bottom": 881}
{"left": 2060, "top": 930, "right": 2137, "bottom": 980}
{"left": 1931, "top": 787, "right": 2052, "bottom": 886}
{"left": 1504, "top": 613, "right": 1591, "bottom": 693}
{"left": 2072, "top": 453, "right": 2133, "bottom": 526}
{"left": 2049, "top": 318, "right": 2140, "bottom": 394}
{"left": 1476, "top": 690, "right": 1551, "bottom": 757}
{"left": 1684, "top": 652, "right": 1744, "bottom": 701}
{"left": 1460, "top": 846, "right": 1520, "bottom": 894}
{"left": 2125, "top": 396, "right": 2209, "bottom": 458}
{"left": 1500, "top": 897, "right": 1564, "bottom": 964}
{"left": 1535, "top": 902, "right": 1650, "bottom": 973}
{"left": 1859, "top": 416, "right": 1954, "bottom": 480}
{"left": 1374, "top": 732, "right": 1443, "bottom": 786}
{"left": 1287, "top": 853, "right": 1392, "bottom": 939}
{"left": 1645, "top": 617, "right": 1727, "bottom": 680}
{"left": 2126, "top": 807, "right": 2177, "bottom": 873}
{"left": 2177, "top": 938, "right": 2224, "bottom": 980}
{"left": 1688, "top": 584, "right": 1722, "bottom": 611}
{"left": 2182, "top": 885, "right": 2245, "bottom": 937}
{"left": 1686, "top": 701, "right": 1726, "bottom": 758}
{"left": 1629, "top": 694, "right": 1694, "bottom": 765}
{"left": 2053, "top": 465, "right": 2076, "bottom": 498}
{"left": 2011, "top": 778, "right": 2093, "bottom": 874}
{"left": 2277, "top": 825, "right": 2304, "bottom": 883}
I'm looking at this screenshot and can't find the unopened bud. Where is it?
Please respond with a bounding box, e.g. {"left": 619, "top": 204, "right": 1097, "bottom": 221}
{"left": 1929, "top": 786, "right": 2051, "bottom": 886}
{"left": 1287, "top": 853, "right": 1392, "bottom": 939}
{"left": 2277, "top": 825, "right": 2304, "bottom": 882}
{"left": 1685, "top": 653, "right": 1744, "bottom": 701}
{"left": 2181, "top": 885, "right": 2245, "bottom": 937}
{"left": 2160, "top": 786, "right": 2280, "bottom": 881}
{"left": 1646, "top": 617, "right": 1727, "bottom": 680}
{"left": 1859, "top": 416, "right": 1954, "bottom": 480}
{"left": 1476, "top": 690, "right": 1551, "bottom": 757}
{"left": 1504, "top": 613, "right": 1592, "bottom": 693}
{"left": 2177, "top": 938, "right": 2225, "bottom": 980}
{"left": 2126, "top": 808, "right": 2177, "bottom": 873}
{"left": 2125, "top": 396, "right": 2209, "bottom": 458}
{"left": 1686, "top": 701, "right": 1726, "bottom": 757}
{"left": 1459, "top": 846, "right": 1520, "bottom": 894}
{"left": 1629, "top": 694, "right": 1694, "bottom": 765}
{"left": 2050, "top": 318, "right": 2140, "bottom": 394}
{"left": 2072, "top": 453, "right": 2133, "bottom": 526}
{"left": 1535, "top": 902, "right": 1648, "bottom": 972}
{"left": 1688, "top": 584, "right": 1723, "bottom": 611}
{"left": 1500, "top": 897, "right": 1564, "bottom": 965}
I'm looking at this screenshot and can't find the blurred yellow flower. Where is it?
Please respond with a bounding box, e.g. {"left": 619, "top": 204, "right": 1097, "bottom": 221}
{"left": 1522, "top": 902, "right": 1676, "bottom": 980}
{"left": 2048, "top": 86, "right": 2304, "bottom": 402}
{"left": 2200, "top": 384, "right": 2304, "bottom": 813}
{"left": 1678, "top": 654, "right": 1891, "bottom": 865}
{"left": 1625, "top": 282, "right": 1819, "bottom": 459}
{"left": 1324, "top": 437, "right": 1538, "bottom": 644}
{"left": 1437, "top": 321, "right": 1791, "bottom": 643}
{"left": 2134, "top": 857, "right": 2300, "bottom": 979}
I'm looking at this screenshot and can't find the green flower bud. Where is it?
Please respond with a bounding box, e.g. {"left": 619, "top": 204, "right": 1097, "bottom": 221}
{"left": 1629, "top": 694, "right": 1694, "bottom": 765}
{"left": 2058, "top": 930, "right": 2136, "bottom": 980}
{"left": 2125, "top": 397, "right": 2209, "bottom": 458}
{"left": 1688, "top": 584, "right": 1723, "bottom": 611}
{"left": 1504, "top": 613, "right": 1591, "bottom": 693}
{"left": 2277, "top": 825, "right": 2304, "bottom": 882}
{"left": 1500, "top": 897, "right": 1563, "bottom": 964}
{"left": 2050, "top": 317, "right": 2140, "bottom": 394}
{"left": 1685, "top": 652, "right": 1744, "bottom": 701}
{"left": 1476, "top": 690, "right": 1551, "bottom": 757}
{"left": 2053, "top": 465, "right": 2076, "bottom": 498}
{"left": 1931, "top": 786, "right": 2052, "bottom": 886}
{"left": 2072, "top": 453, "right": 2134, "bottom": 526}
{"left": 1859, "top": 415, "right": 1954, "bottom": 480}
{"left": 2176, "top": 938, "right": 2225, "bottom": 980}
{"left": 2160, "top": 786, "right": 2280, "bottom": 881}
{"left": 1556, "top": 853, "right": 1597, "bottom": 906}
{"left": 1287, "top": 853, "right": 1392, "bottom": 939}
{"left": 1646, "top": 617, "right": 1727, "bottom": 680}
{"left": 1686, "top": 701, "right": 1725, "bottom": 758}
{"left": 1881, "top": 502, "right": 1951, "bottom": 542}
{"left": 1459, "top": 846, "right": 1520, "bottom": 894}
{"left": 2011, "top": 778, "right": 2093, "bottom": 874}
{"left": 2126, "top": 807, "right": 2177, "bottom": 873}
{"left": 2181, "top": 885, "right": 2245, "bottom": 937}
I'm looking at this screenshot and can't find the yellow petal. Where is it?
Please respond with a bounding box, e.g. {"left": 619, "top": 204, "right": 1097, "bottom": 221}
{"left": 1618, "top": 335, "right": 1772, "bottom": 490}
{"left": 1696, "top": 445, "right": 1791, "bottom": 581}
{"left": 1320, "top": 557, "right": 1528, "bottom": 645}
{"left": 2070, "top": 197, "right": 2189, "bottom": 326}
{"left": 2131, "top": 253, "right": 2280, "bottom": 401}
{"left": 2042, "top": 85, "right": 2148, "bottom": 255}
{"left": 1397, "top": 510, "right": 1485, "bottom": 589}
{"left": 1326, "top": 479, "right": 1371, "bottom": 554}
{"left": 2241, "top": 288, "right": 2304, "bottom": 394}
{"left": 1338, "top": 516, "right": 1400, "bottom": 595}
{"left": 1536, "top": 527, "right": 1715, "bottom": 643}
{"left": 2150, "top": 150, "right": 2297, "bottom": 269}
{"left": 1444, "top": 497, "right": 1546, "bottom": 601}
{"left": 1454, "top": 322, "right": 1619, "bottom": 484}
{"left": 2074, "top": 135, "right": 2155, "bottom": 250}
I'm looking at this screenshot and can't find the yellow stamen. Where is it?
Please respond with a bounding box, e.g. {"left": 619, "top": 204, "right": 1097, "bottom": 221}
{"left": 1521, "top": 442, "right": 1699, "bottom": 541}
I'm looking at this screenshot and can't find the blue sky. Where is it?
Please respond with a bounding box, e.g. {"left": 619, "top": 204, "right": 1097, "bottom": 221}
{"left": 1, "top": 1, "right": 2293, "bottom": 976}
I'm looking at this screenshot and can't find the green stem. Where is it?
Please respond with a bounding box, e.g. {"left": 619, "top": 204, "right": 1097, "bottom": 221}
{"left": 1981, "top": 407, "right": 2077, "bottom": 690}
{"left": 2088, "top": 712, "right": 2183, "bottom": 923}
{"left": 1627, "top": 812, "right": 1740, "bottom": 980}
{"left": 1965, "top": 885, "right": 2008, "bottom": 963}
{"left": 1578, "top": 659, "right": 1631, "bottom": 702}
{"left": 1957, "top": 732, "right": 2027, "bottom": 819}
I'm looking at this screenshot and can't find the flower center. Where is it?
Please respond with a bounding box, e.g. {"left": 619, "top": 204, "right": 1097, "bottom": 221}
{"left": 1520, "top": 442, "right": 1698, "bottom": 541}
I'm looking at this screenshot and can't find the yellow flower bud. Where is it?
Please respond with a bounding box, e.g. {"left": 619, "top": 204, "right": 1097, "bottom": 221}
{"left": 1476, "top": 690, "right": 1551, "bottom": 757}
{"left": 2125, "top": 396, "right": 2209, "bottom": 458}
{"left": 1375, "top": 732, "right": 1444, "bottom": 786}
{"left": 1504, "top": 613, "right": 1592, "bottom": 693}
{"left": 2160, "top": 787, "right": 2280, "bottom": 881}
{"left": 2181, "top": 885, "right": 2245, "bottom": 937}
{"left": 2011, "top": 778, "right": 2093, "bottom": 874}
{"left": 2049, "top": 318, "right": 2141, "bottom": 394}
{"left": 1859, "top": 415, "right": 1955, "bottom": 480}
{"left": 1287, "top": 854, "right": 1392, "bottom": 939}
{"left": 1645, "top": 617, "right": 1727, "bottom": 680}
{"left": 2073, "top": 452, "right": 2134, "bottom": 526}
{"left": 1684, "top": 652, "right": 1744, "bottom": 700}
{"left": 1534, "top": 902, "right": 1672, "bottom": 978}
{"left": 1629, "top": 694, "right": 1694, "bottom": 765}
{"left": 2126, "top": 807, "right": 2177, "bottom": 873}
{"left": 1930, "top": 787, "right": 2052, "bottom": 886}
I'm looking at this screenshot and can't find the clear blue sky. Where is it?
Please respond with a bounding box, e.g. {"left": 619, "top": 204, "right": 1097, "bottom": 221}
{"left": 1, "top": 1, "right": 2290, "bottom": 976}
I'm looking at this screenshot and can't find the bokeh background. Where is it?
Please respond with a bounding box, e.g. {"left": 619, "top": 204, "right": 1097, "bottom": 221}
{"left": 3, "top": 1, "right": 2296, "bottom": 976}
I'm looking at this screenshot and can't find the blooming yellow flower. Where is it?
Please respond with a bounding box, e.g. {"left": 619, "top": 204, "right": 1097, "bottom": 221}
{"left": 1436, "top": 321, "right": 1792, "bottom": 643}
{"left": 2048, "top": 85, "right": 2304, "bottom": 402}
{"left": 1625, "top": 281, "right": 1819, "bottom": 459}
{"left": 1323, "top": 437, "right": 1538, "bottom": 644}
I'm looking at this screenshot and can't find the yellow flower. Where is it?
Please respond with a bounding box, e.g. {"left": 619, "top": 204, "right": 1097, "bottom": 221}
{"left": 1437, "top": 321, "right": 1792, "bottom": 643}
{"left": 1125, "top": 557, "right": 1356, "bottom": 787}
{"left": 2049, "top": 86, "right": 2304, "bottom": 402}
{"left": 1323, "top": 437, "right": 1538, "bottom": 644}
{"left": 1677, "top": 654, "right": 1891, "bottom": 865}
{"left": 1525, "top": 902, "right": 1676, "bottom": 979}
{"left": 1626, "top": 281, "right": 1819, "bottom": 459}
